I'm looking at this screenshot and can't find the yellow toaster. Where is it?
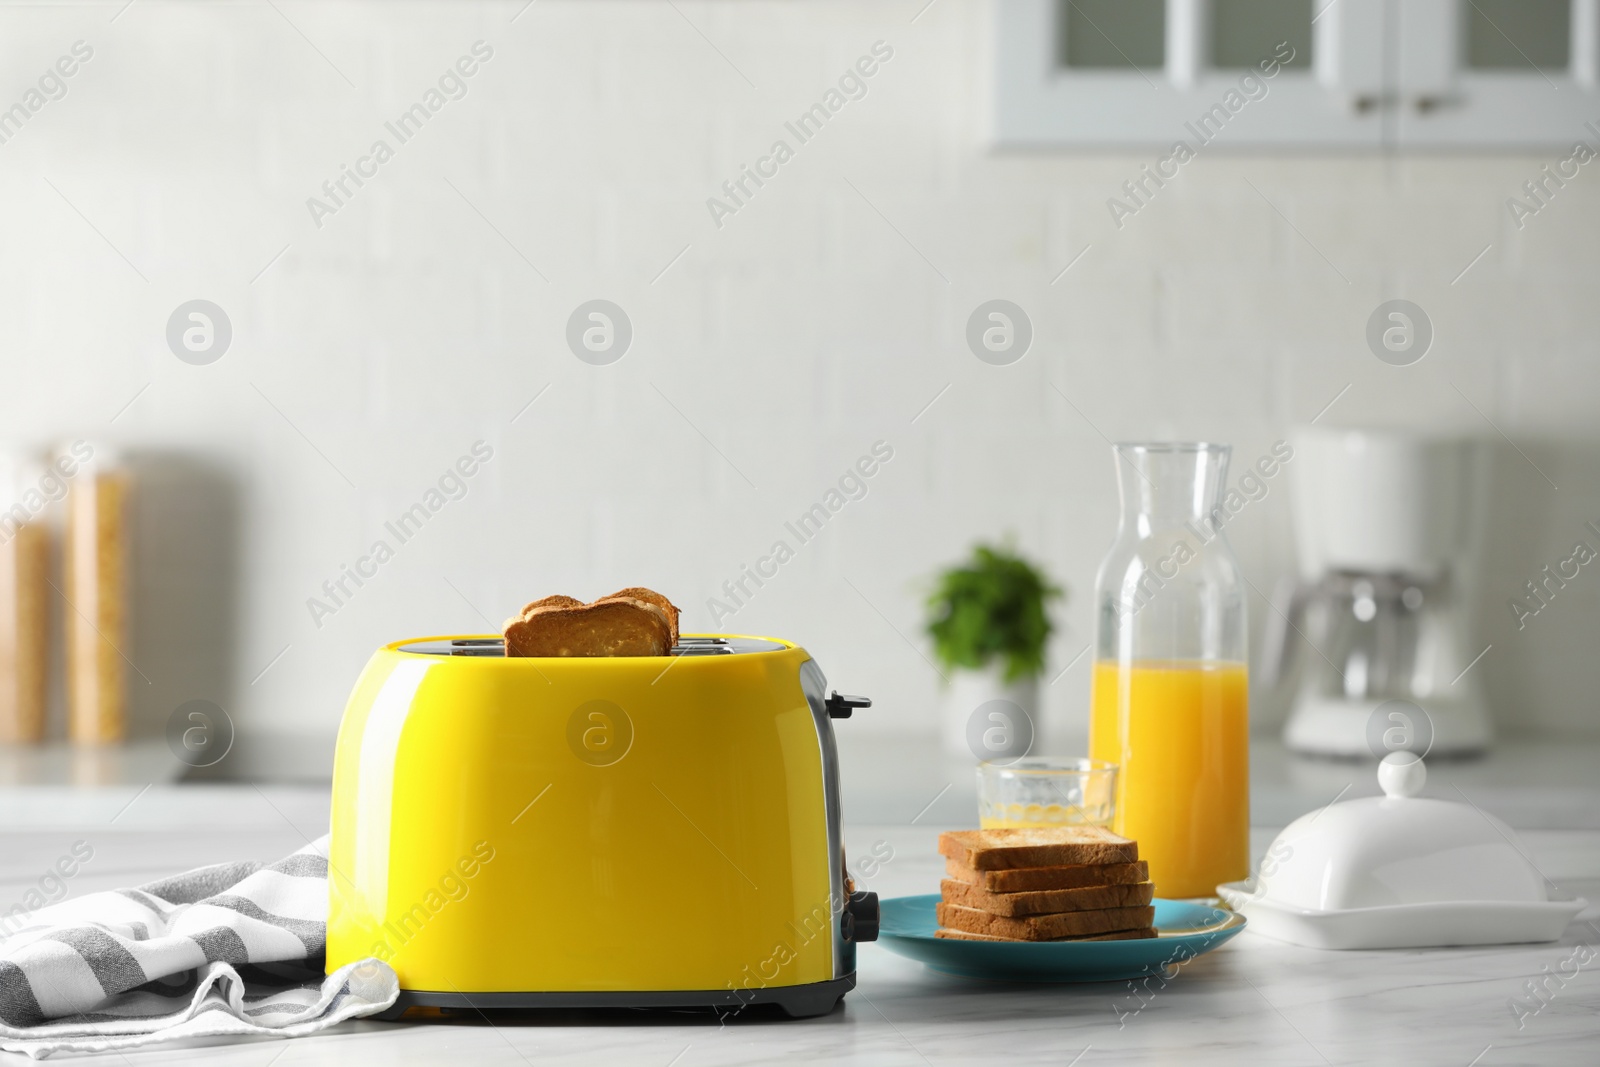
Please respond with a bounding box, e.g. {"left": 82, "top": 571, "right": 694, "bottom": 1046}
{"left": 326, "top": 633, "right": 876, "bottom": 1019}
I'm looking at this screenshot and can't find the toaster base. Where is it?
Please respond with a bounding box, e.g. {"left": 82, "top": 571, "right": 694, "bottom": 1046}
{"left": 375, "top": 973, "right": 855, "bottom": 1022}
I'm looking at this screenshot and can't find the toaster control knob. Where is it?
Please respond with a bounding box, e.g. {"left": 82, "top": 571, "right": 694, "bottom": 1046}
{"left": 843, "top": 890, "right": 879, "bottom": 942}
{"left": 825, "top": 692, "right": 872, "bottom": 719}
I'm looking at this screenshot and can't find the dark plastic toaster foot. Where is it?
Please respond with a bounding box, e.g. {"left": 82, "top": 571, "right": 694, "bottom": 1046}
{"left": 372, "top": 973, "right": 856, "bottom": 1022}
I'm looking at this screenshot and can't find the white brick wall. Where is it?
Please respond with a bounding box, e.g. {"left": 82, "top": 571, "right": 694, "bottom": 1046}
{"left": 0, "top": 0, "right": 1597, "bottom": 757}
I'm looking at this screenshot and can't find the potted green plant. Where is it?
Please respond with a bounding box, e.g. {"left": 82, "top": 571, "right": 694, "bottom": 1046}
{"left": 925, "top": 544, "right": 1062, "bottom": 758}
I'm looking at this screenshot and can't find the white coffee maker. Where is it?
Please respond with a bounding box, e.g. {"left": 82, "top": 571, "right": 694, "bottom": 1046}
{"left": 1261, "top": 428, "right": 1493, "bottom": 756}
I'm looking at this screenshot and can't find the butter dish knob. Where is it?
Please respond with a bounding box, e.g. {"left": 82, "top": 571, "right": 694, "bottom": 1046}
{"left": 1378, "top": 751, "right": 1427, "bottom": 799}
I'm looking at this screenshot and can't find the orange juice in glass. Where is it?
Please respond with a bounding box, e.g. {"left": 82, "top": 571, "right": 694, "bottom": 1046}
{"left": 1089, "top": 443, "right": 1251, "bottom": 899}
{"left": 976, "top": 758, "right": 1117, "bottom": 829}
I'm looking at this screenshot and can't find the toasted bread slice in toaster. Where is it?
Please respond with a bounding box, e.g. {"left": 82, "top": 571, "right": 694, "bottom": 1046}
{"left": 517, "top": 594, "right": 585, "bottom": 615}
{"left": 503, "top": 595, "right": 673, "bottom": 657}
{"left": 597, "top": 587, "right": 680, "bottom": 646}
{"left": 501, "top": 595, "right": 584, "bottom": 639}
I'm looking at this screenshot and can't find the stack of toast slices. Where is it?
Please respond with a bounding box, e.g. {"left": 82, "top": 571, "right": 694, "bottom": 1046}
{"left": 502, "top": 587, "right": 681, "bottom": 657}
{"left": 936, "top": 826, "right": 1158, "bottom": 942}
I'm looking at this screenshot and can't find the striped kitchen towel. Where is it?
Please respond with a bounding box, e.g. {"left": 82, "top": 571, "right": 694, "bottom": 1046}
{"left": 0, "top": 836, "right": 397, "bottom": 1059}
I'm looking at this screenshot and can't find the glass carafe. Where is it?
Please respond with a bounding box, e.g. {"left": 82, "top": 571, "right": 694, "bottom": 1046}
{"left": 1088, "top": 443, "right": 1249, "bottom": 898}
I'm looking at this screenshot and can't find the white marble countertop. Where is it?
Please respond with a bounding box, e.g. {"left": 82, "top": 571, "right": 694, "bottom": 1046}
{"left": 1, "top": 786, "right": 1597, "bottom": 1066}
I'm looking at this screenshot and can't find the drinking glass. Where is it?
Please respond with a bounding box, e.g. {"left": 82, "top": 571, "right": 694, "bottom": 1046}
{"left": 976, "top": 758, "right": 1117, "bottom": 829}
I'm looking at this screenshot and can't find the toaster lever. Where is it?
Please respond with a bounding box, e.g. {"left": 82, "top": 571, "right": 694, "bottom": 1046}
{"left": 825, "top": 691, "right": 871, "bottom": 719}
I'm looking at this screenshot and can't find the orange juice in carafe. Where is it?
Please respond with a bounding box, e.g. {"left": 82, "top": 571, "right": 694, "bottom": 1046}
{"left": 1089, "top": 660, "right": 1249, "bottom": 897}
{"left": 1089, "top": 442, "right": 1252, "bottom": 900}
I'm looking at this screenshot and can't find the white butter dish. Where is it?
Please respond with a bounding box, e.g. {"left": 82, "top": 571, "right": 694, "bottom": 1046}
{"left": 1218, "top": 753, "right": 1588, "bottom": 950}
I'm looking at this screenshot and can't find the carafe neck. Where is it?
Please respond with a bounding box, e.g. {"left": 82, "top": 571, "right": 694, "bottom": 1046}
{"left": 1115, "top": 443, "right": 1231, "bottom": 532}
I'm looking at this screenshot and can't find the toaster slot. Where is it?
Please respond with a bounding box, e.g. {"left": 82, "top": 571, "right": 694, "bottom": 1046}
{"left": 670, "top": 637, "right": 787, "bottom": 654}
{"left": 394, "top": 638, "right": 505, "bottom": 656}
{"left": 449, "top": 639, "right": 504, "bottom": 657}
{"left": 397, "top": 636, "right": 789, "bottom": 656}
{"left": 671, "top": 637, "right": 732, "bottom": 655}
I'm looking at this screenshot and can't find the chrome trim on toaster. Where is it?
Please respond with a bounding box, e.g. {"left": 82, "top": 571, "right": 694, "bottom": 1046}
{"left": 798, "top": 658, "right": 851, "bottom": 980}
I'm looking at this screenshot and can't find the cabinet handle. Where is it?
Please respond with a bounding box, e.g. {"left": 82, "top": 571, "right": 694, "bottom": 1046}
{"left": 1349, "top": 92, "right": 1422, "bottom": 114}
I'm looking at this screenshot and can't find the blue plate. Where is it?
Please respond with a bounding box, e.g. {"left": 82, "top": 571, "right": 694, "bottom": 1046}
{"left": 873, "top": 895, "right": 1245, "bottom": 983}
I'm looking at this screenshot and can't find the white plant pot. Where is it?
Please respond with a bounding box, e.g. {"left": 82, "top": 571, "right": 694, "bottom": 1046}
{"left": 942, "top": 664, "right": 1041, "bottom": 761}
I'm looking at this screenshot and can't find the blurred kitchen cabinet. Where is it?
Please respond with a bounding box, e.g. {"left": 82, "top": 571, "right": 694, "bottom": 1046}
{"left": 994, "top": 0, "right": 1600, "bottom": 148}
{"left": 1395, "top": 0, "right": 1600, "bottom": 146}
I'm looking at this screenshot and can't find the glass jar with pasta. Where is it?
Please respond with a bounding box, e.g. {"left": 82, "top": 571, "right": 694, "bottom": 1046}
{"left": 65, "top": 443, "right": 129, "bottom": 745}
